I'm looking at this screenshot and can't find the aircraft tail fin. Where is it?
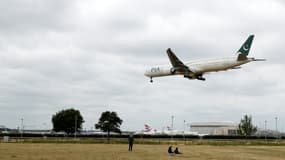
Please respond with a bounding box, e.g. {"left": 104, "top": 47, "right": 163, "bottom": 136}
{"left": 144, "top": 124, "right": 152, "bottom": 132}
{"left": 237, "top": 35, "right": 254, "bottom": 61}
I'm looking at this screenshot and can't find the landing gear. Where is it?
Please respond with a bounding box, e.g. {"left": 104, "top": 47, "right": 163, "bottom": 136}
{"left": 170, "top": 68, "right": 176, "bottom": 74}
{"left": 184, "top": 74, "right": 205, "bottom": 81}
{"left": 197, "top": 75, "right": 206, "bottom": 81}
{"left": 150, "top": 77, "right": 153, "bottom": 83}
{"left": 197, "top": 77, "right": 206, "bottom": 81}
{"left": 184, "top": 75, "right": 193, "bottom": 79}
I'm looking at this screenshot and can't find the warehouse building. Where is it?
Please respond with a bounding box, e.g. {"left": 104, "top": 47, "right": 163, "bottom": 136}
{"left": 190, "top": 122, "right": 238, "bottom": 135}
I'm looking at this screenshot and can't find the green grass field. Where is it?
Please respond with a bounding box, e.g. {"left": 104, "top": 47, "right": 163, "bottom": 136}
{"left": 0, "top": 143, "right": 285, "bottom": 160}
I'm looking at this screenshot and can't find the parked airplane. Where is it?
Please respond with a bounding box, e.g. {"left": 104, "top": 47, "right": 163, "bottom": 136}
{"left": 144, "top": 35, "right": 265, "bottom": 82}
{"left": 135, "top": 124, "right": 197, "bottom": 135}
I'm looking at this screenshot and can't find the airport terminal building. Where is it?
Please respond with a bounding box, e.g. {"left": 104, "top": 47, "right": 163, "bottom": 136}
{"left": 190, "top": 122, "right": 238, "bottom": 135}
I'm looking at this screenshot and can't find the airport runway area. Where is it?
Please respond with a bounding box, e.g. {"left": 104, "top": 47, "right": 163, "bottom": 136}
{"left": 0, "top": 143, "right": 285, "bottom": 160}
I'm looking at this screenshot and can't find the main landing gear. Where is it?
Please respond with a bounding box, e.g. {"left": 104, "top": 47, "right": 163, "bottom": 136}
{"left": 184, "top": 74, "right": 206, "bottom": 81}
{"left": 150, "top": 77, "right": 153, "bottom": 83}
{"left": 185, "top": 75, "right": 205, "bottom": 81}
{"left": 197, "top": 75, "right": 206, "bottom": 81}
{"left": 197, "top": 77, "right": 206, "bottom": 81}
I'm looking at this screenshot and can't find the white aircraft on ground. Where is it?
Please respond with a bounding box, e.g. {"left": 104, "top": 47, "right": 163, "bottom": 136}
{"left": 135, "top": 124, "right": 197, "bottom": 135}
{"left": 133, "top": 124, "right": 157, "bottom": 135}
{"left": 144, "top": 35, "right": 265, "bottom": 82}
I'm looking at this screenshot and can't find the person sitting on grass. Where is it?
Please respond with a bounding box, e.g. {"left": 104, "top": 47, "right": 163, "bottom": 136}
{"left": 168, "top": 146, "right": 174, "bottom": 155}
{"left": 174, "top": 147, "right": 182, "bottom": 154}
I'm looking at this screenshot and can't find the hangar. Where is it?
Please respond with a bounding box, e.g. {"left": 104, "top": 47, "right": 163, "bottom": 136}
{"left": 190, "top": 122, "right": 238, "bottom": 135}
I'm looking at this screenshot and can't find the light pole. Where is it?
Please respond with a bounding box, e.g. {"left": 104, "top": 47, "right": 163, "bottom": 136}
{"left": 275, "top": 117, "right": 278, "bottom": 139}
{"left": 183, "top": 120, "right": 186, "bottom": 141}
{"left": 171, "top": 115, "right": 174, "bottom": 141}
{"left": 275, "top": 117, "right": 278, "bottom": 132}
{"left": 264, "top": 120, "right": 267, "bottom": 130}
{"left": 21, "top": 118, "right": 24, "bottom": 139}
{"left": 264, "top": 120, "right": 267, "bottom": 141}
{"left": 171, "top": 115, "right": 174, "bottom": 131}
{"left": 183, "top": 120, "right": 186, "bottom": 133}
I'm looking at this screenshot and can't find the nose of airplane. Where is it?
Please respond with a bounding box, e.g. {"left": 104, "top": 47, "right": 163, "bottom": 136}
{"left": 144, "top": 70, "right": 150, "bottom": 77}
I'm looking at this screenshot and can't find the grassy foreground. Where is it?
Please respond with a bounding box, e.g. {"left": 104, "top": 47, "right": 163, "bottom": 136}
{"left": 0, "top": 143, "right": 285, "bottom": 160}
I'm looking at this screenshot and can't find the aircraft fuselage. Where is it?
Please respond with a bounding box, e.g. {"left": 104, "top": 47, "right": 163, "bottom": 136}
{"left": 145, "top": 35, "right": 264, "bottom": 82}
{"left": 145, "top": 57, "right": 254, "bottom": 79}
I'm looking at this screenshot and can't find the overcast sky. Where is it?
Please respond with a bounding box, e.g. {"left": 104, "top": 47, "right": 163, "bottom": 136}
{"left": 0, "top": 0, "right": 285, "bottom": 132}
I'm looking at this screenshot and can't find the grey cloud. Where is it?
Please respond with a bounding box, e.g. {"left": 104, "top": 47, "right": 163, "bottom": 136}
{"left": 0, "top": 0, "right": 76, "bottom": 33}
{"left": 0, "top": 0, "right": 285, "bottom": 131}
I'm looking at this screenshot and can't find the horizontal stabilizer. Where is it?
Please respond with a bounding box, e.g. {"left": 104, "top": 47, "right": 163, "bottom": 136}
{"left": 253, "top": 58, "right": 266, "bottom": 61}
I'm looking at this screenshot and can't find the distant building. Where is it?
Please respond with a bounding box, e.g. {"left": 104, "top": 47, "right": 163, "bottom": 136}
{"left": 190, "top": 122, "right": 238, "bottom": 135}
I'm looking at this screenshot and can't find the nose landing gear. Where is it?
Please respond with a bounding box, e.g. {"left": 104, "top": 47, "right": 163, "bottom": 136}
{"left": 150, "top": 77, "right": 153, "bottom": 83}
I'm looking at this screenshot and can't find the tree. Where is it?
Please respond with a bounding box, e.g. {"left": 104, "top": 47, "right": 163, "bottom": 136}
{"left": 95, "top": 111, "right": 123, "bottom": 139}
{"left": 237, "top": 115, "right": 257, "bottom": 136}
{"left": 52, "top": 108, "right": 84, "bottom": 135}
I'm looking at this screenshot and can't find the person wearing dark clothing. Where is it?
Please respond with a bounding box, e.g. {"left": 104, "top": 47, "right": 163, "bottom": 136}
{"left": 168, "top": 146, "right": 174, "bottom": 155}
{"left": 174, "top": 147, "right": 182, "bottom": 154}
{"left": 128, "top": 134, "right": 134, "bottom": 151}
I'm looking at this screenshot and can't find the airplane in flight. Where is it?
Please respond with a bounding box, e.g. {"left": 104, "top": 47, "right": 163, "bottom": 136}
{"left": 144, "top": 35, "right": 265, "bottom": 82}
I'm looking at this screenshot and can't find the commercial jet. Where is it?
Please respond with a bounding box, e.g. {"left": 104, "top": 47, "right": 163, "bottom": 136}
{"left": 144, "top": 35, "right": 265, "bottom": 82}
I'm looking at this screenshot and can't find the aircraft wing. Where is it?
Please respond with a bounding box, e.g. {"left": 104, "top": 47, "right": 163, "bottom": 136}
{"left": 167, "top": 48, "right": 186, "bottom": 68}
{"left": 166, "top": 48, "right": 191, "bottom": 73}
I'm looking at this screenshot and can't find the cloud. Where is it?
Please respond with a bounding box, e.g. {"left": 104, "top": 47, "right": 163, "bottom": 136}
{"left": 0, "top": 0, "right": 284, "bottom": 132}
{"left": 0, "top": 0, "right": 76, "bottom": 33}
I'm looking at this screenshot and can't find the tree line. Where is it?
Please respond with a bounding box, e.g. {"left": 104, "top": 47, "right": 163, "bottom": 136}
{"left": 52, "top": 108, "right": 122, "bottom": 138}
{"left": 52, "top": 108, "right": 257, "bottom": 137}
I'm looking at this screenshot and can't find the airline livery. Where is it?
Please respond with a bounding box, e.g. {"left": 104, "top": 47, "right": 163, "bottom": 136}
{"left": 144, "top": 35, "right": 265, "bottom": 82}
